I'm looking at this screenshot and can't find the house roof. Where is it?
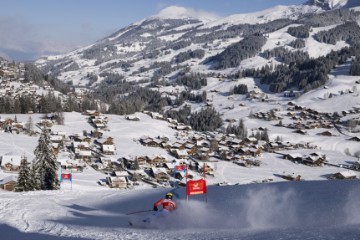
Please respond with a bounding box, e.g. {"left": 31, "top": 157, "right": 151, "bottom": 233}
{"left": 102, "top": 145, "right": 115, "bottom": 152}
{"left": 1, "top": 155, "right": 22, "bottom": 166}
{"left": 0, "top": 175, "right": 17, "bottom": 184}
{"left": 337, "top": 170, "right": 357, "bottom": 178}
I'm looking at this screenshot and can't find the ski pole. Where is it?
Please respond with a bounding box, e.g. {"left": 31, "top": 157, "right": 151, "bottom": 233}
{"left": 126, "top": 210, "right": 153, "bottom": 215}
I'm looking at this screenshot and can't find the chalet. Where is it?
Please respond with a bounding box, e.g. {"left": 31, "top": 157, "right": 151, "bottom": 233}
{"left": 249, "top": 147, "right": 262, "bottom": 157}
{"left": 196, "top": 162, "right": 214, "bottom": 176}
{"left": 146, "top": 155, "right": 167, "bottom": 166}
{"left": 92, "top": 120, "right": 106, "bottom": 129}
{"left": 73, "top": 141, "right": 90, "bottom": 152}
{"left": 192, "top": 134, "right": 205, "bottom": 142}
{"left": 0, "top": 175, "right": 17, "bottom": 191}
{"left": 161, "top": 141, "right": 172, "bottom": 149}
{"left": 284, "top": 153, "right": 303, "bottom": 162}
{"left": 58, "top": 152, "right": 84, "bottom": 172}
{"left": 113, "top": 171, "right": 129, "bottom": 178}
{"left": 172, "top": 142, "right": 185, "bottom": 150}
{"left": 349, "top": 159, "right": 360, "bottom": 170}
{"left": 242, "top": 137, "right": 258, "bottom": 145}
{"left": 303, "top": 153, "right": 326, "bottom": 166}
{"left": 128, "top": 169, "right": 148, "bottom": 181}
{"left": 100, "top": 157, "right": 115, "bottom": 168}
{"left": 150, "top": 167, "right": 170, "bottom": 182}
{"left": 171, "top": 149, "right": 188, "bottom": 159}
{"left": 123, "top": 156, "right": 148, "bottom": 169}
{"left": 102, "top": 144, "right": 115, "bottom": 155}
{"left": 72, "top": 141, "right": 92, "bottom": 160}
{"left": 106, "top": 176, "right": 127, "bottom": 188}
{"left": 91, "top": 130, "right": 104, "bottom": 139}
{"left": 1, "top": 155, "right": 22, "bottom": 172}
{"left": 334, "top": 170, "right": 357, "bottom": 180}
{"left": 100, "top": 137, "right": 115, "bottom": 155}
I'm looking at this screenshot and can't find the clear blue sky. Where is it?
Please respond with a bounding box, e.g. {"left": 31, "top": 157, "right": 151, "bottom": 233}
{"left": 0, "top": 0, "right": 306, "bottom": 60}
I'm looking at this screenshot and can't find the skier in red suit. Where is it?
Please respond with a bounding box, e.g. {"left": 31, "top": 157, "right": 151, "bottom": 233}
{"left": 153, "top": 192, "right": 176, "bottom": 212}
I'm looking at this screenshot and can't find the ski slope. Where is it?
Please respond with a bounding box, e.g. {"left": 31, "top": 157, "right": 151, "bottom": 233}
{"left": 1, "top": 180, "right": 360, "bottom": 239}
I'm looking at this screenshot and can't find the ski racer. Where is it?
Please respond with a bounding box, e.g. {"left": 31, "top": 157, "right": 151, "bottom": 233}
{"left": 153, "top": 192, "right": 176, "bottom": 213}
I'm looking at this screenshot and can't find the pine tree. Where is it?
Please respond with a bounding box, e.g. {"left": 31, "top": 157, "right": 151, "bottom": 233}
{"left": 34, "top": 128, "right": 59, "bottom": 190}
{"left": 14, "top": 156, "right": 32, "bottom": 192}
{"left": 30, "top": 159, "right": 40, "bottom": 190}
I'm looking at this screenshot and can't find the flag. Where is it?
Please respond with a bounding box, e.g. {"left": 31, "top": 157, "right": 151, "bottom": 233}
{"left": 186, "top": 179, "right": 207, "bottom": 196}
{"left": 174, "top": 164, "right": 186, "bottom": 172}
{"left": 61, "top": 173, "right": 72, "bottom": 181}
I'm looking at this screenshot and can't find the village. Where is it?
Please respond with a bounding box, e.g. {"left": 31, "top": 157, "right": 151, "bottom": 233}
{"left": 0, "top": 99, "right": 359, "bottom": 191}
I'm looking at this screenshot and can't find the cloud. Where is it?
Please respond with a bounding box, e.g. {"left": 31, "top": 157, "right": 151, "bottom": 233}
{"left": 0, "top": 16, "right": 75, "bottom": 60}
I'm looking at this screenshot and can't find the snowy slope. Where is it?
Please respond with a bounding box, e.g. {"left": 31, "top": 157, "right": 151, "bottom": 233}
{"left": 1, "top": 180, "right": 360, "bottom": 239}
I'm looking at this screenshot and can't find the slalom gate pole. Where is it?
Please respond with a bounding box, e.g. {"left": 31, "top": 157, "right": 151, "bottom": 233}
{"left": 126, "top": 210, "right": 153, "bottom": 215}
{"left": 186, "top": 164, "right": 189, "bottom": 202}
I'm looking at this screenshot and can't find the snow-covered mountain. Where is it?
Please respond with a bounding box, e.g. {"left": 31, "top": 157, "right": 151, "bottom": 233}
{"left": 35, "top": 2, "right": 360, "bottom": 91}
{"left": 306, "top": 0, "right": 360, "bottom": 9}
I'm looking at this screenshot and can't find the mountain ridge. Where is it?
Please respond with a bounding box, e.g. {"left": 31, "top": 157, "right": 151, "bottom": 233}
{"left": 35, "top": 2, "right": 360, "bottom": 101}
{"left": 306, "top": 0, "right": 360, "bottom": 9}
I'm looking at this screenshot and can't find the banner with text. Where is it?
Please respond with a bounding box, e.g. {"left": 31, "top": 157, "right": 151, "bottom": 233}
{"left": 186, "top": 179, "right": 207, "bottom": 196}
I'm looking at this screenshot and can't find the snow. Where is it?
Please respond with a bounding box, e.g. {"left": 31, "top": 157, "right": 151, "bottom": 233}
{"left": 151, "top": 6, "right": 219, "bottom": 23}
{"left": 201, "top": 5, "right": 322, "bottom": 29}
{"left": 1, "top": 178, "right": 360, "bottom": 239}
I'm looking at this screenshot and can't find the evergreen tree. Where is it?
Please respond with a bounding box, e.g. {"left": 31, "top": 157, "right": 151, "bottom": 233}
{"left": 30, "top": 160, "right": 40, "bottom": 190}
{"left": 34, "top": 128, "right": 59, "bottom": 190}
{"left": 14, "top": 156, "right": 32, "bottom": 192}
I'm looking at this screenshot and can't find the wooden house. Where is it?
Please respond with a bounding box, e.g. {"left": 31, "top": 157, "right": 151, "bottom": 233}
{"left": 150, "top": 167, "right": 170, "bottom": 183}
{"left": 303, "top": 153, "right": 326, "bottom": 166}
{"left": 106, "top": 176, "right": 127, "bottom": 189}
{"left": 171, "top": 149, "right": 189, "bottom": 159}
{"left": 100, "top": 137, "right": 115, "bottom": 155}
{"left": 146, "top": 155, "right": 167, "bottom": 167}
{"left": 0, "top": 175, "right": 17, "bottom": 191}
{"left": 1, "top": 155, "right": 22, "bottom": 172}
{"left": 334, "top": 170, "right": 357, "bottom": 180}
{"left": 284, "top": 153, "right": 303, "bottom": 162}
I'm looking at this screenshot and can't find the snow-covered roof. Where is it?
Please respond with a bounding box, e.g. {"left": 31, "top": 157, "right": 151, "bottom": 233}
{"left": 0, "top": 175, "right": 17, "bottom": 184}
{"left": 1, "top": 155, "right": 22, "bottom": 166}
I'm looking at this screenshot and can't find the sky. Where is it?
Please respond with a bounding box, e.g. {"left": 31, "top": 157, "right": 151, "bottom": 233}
{"left": 0, "top": 0, "right": 306, "bottom": 61}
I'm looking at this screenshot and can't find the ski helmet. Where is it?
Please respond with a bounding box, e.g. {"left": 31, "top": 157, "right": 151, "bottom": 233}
{"left": 165, "top": 192, "right": 173, "bottom": 199}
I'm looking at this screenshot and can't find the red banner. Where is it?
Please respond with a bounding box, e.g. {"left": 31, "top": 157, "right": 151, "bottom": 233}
{"left": 62, "top": 173, "right": 72, "bottom": 180}
{"left": 186, "top": 179, "right": 207, "bottom": 196}
{"left": 175, "top": 165, "right": 185, "bottom": 172}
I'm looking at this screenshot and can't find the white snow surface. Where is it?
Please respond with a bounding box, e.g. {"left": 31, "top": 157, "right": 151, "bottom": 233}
{"left": 150, "top": 6, "right": 219, "bottom": 23}
{"left": 1, "top": 178, "right": 360, "bottom": 239}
